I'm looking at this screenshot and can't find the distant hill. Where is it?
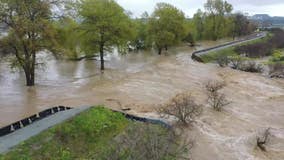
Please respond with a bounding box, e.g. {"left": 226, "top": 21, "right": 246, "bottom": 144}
{"left": 249, "top": 14, "right": 284, "bottom": 28}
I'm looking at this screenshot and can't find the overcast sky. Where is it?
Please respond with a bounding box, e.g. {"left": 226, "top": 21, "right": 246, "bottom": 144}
{"left": 116, "top": 0, "right": 284, "bottom": 18}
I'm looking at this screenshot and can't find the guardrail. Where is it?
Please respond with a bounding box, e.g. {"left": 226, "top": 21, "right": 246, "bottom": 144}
{"left": 0, "top": 107, "right": 170, "bottom": 137}
{"left": 191, "top": 33, "right": 265, "bottom": 62}
{"left": 0, "top": 106, "right": 72, "bottom": 137}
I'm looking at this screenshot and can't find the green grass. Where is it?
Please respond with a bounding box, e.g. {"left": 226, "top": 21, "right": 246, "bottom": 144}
{"left": 200, "top": 47, "right": 238, "bottom": 63}
{"left": 0, "top": 107, "right": 182, "bottom": 160}
{"left": 1, "top": 107, "right": 129, "bottom": 160}
{"left": 200, "top": 34, "right": 269, "bottom": 63}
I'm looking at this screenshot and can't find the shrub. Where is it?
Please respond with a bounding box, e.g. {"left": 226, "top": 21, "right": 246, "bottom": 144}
{"left": 184, "top": 32, "right": 195, "bottom": 47}
{"left": 158, "top": 93, "right": 203, "bottom": 125}
{"left": 216, "top": 55, "right": 230, "bottom": 67}
{"left": 269, "top": 62, "right": 284, "bottom": 78}
{"left": 270, "top": 50, "right": 284, "bottom": 62}
{"left": 235, "top": 42, "right": 273, "bottom": 58}
{"left": 239, "top": 61, "right": 263, "bottom": 73}
{"left": 101, "top": 123, "right": 193, "bottom": 160}
{"left": 205, "top": 81, "right": 230, "bottom": 111}
{"left": 256, "top": 128, "right": 271, "bottom": 152}
{"left": 234, "top": 29, "right": 284, "bottom": 58}
{"left": 229, "top": 55, "right": 244, "bottom": 69}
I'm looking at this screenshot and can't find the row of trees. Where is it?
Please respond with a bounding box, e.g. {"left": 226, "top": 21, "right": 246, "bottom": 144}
{"left": 0, "top": 0, "right": 256, "bottom": 86}
{"left": 191, "top": 1, "right": 256, "bottom": 41}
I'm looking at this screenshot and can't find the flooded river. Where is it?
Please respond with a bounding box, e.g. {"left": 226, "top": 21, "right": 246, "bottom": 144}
{"left": 0, "top": 41, "right": 284, "bottom": 160}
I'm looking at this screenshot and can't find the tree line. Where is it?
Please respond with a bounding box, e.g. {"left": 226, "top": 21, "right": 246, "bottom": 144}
{"left": 0, "top": 0, "right": 256, "bottom": 86}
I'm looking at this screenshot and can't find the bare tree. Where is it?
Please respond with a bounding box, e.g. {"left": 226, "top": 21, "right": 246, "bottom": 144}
{"left": 205, "top": 81, "right": 230, "bottom": 111}
{"left": 158, "top": 93, "right": 203, "bottom": 125}
{"left": 256, "top": 128, "right": 271, "bottom": 152}
{"left": 101, "top": 123, "right": 193, "bottom": 160}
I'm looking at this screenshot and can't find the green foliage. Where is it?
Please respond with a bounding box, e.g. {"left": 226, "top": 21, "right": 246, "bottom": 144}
{"left": 192, "top": 9, "right": 204, "bottom": 40}
{"left": 184, "top": 32, "right": 195, "bottom": 46}
{"left": 0, "top": 0, "right": 59, "bottom": 86}
{"left": 2, "top": 107, "right": 129, "bottom": 159}
{"left": 53, "top": 17, "right": 82, "bottom": 60}
{"left": 270, "top": 50, "right": 284, "bottom": 62}
{"left": 2, "top": 107, "right": 186, "bottom": 160}
{"left": 147, "top": 3, "right": 186, "bottom": 54}
{"left": 189, "top": 0, "right": 255, "bottom": 41}
{"left": 77, "top": 0, "right": 134, "bottom": 69}
{"left": 200, "top": 47, "right": 238, "bottom": 63}
{"left": 130, "top": 15, "right": 150, "bottom": 50}
{"left": 203, "top": 0, "right": 233, "bottom": 40}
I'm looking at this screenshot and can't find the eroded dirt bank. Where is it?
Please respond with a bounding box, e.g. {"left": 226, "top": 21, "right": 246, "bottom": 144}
{"left": 0, "top": 41, "right": 283, "bottom": 160}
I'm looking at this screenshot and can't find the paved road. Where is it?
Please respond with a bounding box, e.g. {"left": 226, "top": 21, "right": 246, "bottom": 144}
{"left": 192, "top": 32, "right": 267, "bottom": 61}
{"left": 0, "top": 106, "right": 91, "bottom": 154}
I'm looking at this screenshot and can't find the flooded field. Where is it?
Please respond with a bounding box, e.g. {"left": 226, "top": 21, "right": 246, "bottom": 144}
{"left": 0, "top": 41, "right": 283, "bottom": 160}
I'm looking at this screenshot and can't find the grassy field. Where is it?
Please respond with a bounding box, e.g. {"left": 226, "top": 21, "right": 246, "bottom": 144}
{"left": 0, "top": 107, "right": 183, "bottom": 160}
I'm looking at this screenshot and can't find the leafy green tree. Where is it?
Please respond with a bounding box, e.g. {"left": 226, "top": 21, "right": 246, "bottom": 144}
{"left": 192, "top": 9, "right": 204, "bottom": 40}
{"left": 204, "top": 0, "right": 233, "bottom": 40}
{"left": 148, "top": 3, "right": 186, "bottom": 55}
{"left": 54, "top": 17, "right": 83, "bottom": 60}
{"left": 232, "top": 13, "right": 256, "bottom": 39}
{"left": 78, "top": 0, "right": 133, "bottom": 70}
{"left": 130, "top": 12, "right": 150, "bottom": 50}
{"left": 0, "top": 0, "right": 58, "bottom": 86}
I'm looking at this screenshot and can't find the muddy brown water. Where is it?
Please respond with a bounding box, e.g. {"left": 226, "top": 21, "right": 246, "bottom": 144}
{"left": 0, "top": 41, "right": 284, "bottom": 160}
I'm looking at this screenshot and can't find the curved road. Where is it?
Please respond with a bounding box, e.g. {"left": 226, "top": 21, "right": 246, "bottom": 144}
{"left": 192, "top": 32, "right": 267, "bottom": 62}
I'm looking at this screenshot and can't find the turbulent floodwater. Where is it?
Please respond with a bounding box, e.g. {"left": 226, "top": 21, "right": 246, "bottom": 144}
{"left": 0, "top": 41, "right": 284, "bottom": 160}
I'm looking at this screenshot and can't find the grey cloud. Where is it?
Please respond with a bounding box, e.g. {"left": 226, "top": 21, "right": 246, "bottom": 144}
{"left": 116, "top": 0, "right": 284, "bottom": 17}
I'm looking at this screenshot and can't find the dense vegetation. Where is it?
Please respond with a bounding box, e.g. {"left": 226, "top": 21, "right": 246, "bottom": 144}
{"left": 235, "top": 29, "right": 284, "bottom": 58}
{"left": 0, "top": 107, "right": 187, "bottom": 160}
{"left": 0, "top": 0, "right": 257, "bottom": 86}
{"left": 200, "top": 29, "right": 284, "bottom": 77}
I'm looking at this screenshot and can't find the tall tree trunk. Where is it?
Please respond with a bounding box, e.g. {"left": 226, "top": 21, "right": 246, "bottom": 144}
{"left": 23, "top": 52, "right": 36, "bottom": 86}
{"left": 158, "top": 48, "right": 162, "bottom": 55}
{"left": 99, "top": 44, "right": 104, "bottom": 70}
{"left": 24, "top": 67, "right": 33, "bottom": 86}
{"left": 30, "top": 52, "right": 36, "bottom": 86}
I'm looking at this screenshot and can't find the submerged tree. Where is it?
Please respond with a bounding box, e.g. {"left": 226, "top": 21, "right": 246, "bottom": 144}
{"left": 148, "top": 3, "right": 186, "bottom": 55}
{"left": 54, "top": 17, "right": 82, "bottom": 60}
{"left": 78, "top": 0, "right": 133, "bottom": 70}
{"left": 0, "top": 0, "right": 58, "bottom": 86}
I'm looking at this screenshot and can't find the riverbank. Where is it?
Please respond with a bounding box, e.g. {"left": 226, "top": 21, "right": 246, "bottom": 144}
{"left": 0, "top": 107, "right": 184, "bottom": 159}
{"left": 0, "top": 38, "right": 283, "bottom": 160}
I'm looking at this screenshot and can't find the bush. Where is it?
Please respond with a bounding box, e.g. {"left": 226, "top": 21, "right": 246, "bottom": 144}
{"left": 216, "top": 55, "right": 230, "bottom": 67}
{"left": 235, "top": 42, "right": 273, "bottom": 58}
{"left": 270, "top": 50, "right": 284, "bottom": 62}
{"left": 269, "top": 63, "right": 284, "bottom": 78}
{"left": 239, "top": 61, "right": 263, "bottom": 73}
{"left": 184, "top": 32, "right": 195, "bottom": 47}
{"left": 102, "top": 123, "right": 193, "bottom": 160}
{"left": 229, "top": 55, "right": 244, "bottom": 69}
{"left": 159, "top": 93, "right": 203, "bottom": 125}
{"left": 205, "top": 81, "right": 230, "bottom": 111}
{"left": 235, "top": 29, "right": 284, "bottom": 58}
{"left": 256, "top": 128, "right": 271, "bottom": 152}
